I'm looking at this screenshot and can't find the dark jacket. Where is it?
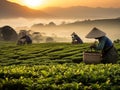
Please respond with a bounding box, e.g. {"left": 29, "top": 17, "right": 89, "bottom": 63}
{"left": 20, "top": 35, "right": 32, "bottom": 44}
{"left": 96, "top": 36, "right": 118, "bottom": 63}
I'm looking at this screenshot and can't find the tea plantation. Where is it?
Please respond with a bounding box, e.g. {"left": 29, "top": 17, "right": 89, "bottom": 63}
{"left": 0, "top": 41, "right": 120, "bottom": 90}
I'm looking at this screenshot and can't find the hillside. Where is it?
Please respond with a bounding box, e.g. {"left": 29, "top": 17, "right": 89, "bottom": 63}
{"left": 0, "top": 42, "right": 120, "bottom": 89}
{"left": 0, "top": 42, "right": 120, "bottom": 65}
{"left": 43, "top": 6, "right": 120, "bottom": 19}
{"left": 0, "top": 0, "right": 50, "bottom": 18}
{"left": 31, "top": 18, "right": 120, "bottom": 42}
{"left": 31, "top": 18, "right": 120, "bottom": 28}
{"left": 0, "top": 42, "right": 86, "bottom": 65}
{"left": 1, "top": 0, "right": 120, "bottom": 19}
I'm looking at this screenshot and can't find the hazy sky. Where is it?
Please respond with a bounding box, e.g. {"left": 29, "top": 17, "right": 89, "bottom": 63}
{"left": 8, "top": 0, "right": 120, "bottom": 9}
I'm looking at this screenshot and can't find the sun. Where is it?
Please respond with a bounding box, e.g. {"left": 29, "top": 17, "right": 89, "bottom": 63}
{"left": 24, "top": 0, "right": 44, "bottom": 9}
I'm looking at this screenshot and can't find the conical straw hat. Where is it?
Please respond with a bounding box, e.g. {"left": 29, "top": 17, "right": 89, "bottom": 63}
{"left": 71, "top": 32, "right": 75, "bottom": 35}
{"left": 85, "top": 27, "right": 106, "bottom": 38}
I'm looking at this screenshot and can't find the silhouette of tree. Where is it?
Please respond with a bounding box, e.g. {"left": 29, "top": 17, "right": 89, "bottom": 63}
{"left": 31, "top": 23, "right": 44, "bottom": 28}
{"left": 32, "top": 32, "right": 43, "bottom": 43}
{"left": 0, "top": 25, "right": 18, "bottom": 41}
{"left": 47, "top": 22, "right": 56, "bottom": 26}
{"left": 46, "top": 37, "right": 54, "bottom": 42}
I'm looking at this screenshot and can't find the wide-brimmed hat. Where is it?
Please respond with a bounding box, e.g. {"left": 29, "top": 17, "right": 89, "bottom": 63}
{"left": 85, "top": 27, "right": 106, "bottom": 38}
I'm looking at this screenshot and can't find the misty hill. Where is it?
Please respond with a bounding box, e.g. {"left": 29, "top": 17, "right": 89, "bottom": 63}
{"left": 1, "top": 0, "right": 120, "bottom": 19}
{"left": 31, "top": 18, "right": 120, "bottom": 28}
{"left": 43, "top": 6, "right": 120, "bottom": 19}
{"left": 0, "top": 0, "right": 50, "bottom": 18}
{"left": 66, "top": 18, "right": 120, "bottom": 27}
{"left": 31, "top": 18, "right": 120, "bottom": 42}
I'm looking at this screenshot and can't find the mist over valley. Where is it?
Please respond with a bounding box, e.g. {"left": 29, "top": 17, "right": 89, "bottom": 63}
{"left": 0, "top": 0, "right": 120, "bottom": 43}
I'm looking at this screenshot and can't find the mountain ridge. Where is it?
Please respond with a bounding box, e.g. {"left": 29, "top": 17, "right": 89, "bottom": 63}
{"left": 0, "top": 0, "right": 120, "bottom": 19}
{"left": 43, "top": 6, "right": 120, "bottom": 19}
{"left": 0, "top": 0, "right": 51, "bottom": 18}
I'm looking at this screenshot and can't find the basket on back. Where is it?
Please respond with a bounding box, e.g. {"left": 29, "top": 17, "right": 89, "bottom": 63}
{"left": 83, "top": 51, "right": 102, "bottom": 64}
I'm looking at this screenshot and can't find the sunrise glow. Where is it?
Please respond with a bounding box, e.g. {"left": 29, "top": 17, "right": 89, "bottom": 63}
{"left": 8, "top": 0, "right": 120, "bottom": 9}
{"left": 23, "top": 0, "right": 44, "bottom": 8}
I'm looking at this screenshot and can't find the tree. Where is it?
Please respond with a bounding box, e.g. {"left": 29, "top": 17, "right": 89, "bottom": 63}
{"left": 46, "top": 37, "right": 54, "bottom": 42}
{"left": 47, "top": 22, "right": 56, "bottom": 26}
{"left": 0, "top": 25, "right": 18, "bottom": 41}
{"left": 32, "top": 32, "right": 43, "bottom": 43}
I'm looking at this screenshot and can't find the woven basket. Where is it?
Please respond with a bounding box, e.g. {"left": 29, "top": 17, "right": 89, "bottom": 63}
{"left": 83, "top": 52, "right": 102, "bottom": 64}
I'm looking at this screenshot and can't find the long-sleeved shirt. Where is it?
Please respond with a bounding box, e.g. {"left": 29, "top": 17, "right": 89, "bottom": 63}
{"left": 72, "top": 34, "right": 83, "bottom": 43}
{"left": 20, "top": 35, "right": 32, "bottom": 43}
{"left": 96, "top": 36, "right": 113, "bottom": 50}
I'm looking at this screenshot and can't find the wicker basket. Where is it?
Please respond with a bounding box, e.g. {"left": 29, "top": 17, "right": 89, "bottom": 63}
{"left": 83, "top": 52, "right": 102, "bottom": 64}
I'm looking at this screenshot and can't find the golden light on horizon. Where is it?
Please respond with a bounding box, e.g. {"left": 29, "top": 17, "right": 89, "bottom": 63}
{"left": 23, "top": 0, "right": 44, "bottom": 9}
{"left": 8, "top": 0, "right": 120, "bottom": 9}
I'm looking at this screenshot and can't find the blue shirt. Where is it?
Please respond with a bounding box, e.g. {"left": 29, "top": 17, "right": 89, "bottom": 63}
{"left": 96, "top": 36, "right": 113, "bottom": 50}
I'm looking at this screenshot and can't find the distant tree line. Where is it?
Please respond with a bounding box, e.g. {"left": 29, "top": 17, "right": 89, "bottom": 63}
{"left": 114, "top": 39, "right": 120, "bottom": 43}
{"left": 0, "top": 25, "right": 55, "bottom": 43}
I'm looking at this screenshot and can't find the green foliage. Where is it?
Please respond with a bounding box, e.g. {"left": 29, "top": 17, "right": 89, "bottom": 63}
{"left": 0, "top": 42, "right": 89, "bottom": 65}
{"left": 0, "top": 64, "right": 120, "bottom": 90}
{"left": 0, "top": 41, "right": 120, "bottom": 90}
